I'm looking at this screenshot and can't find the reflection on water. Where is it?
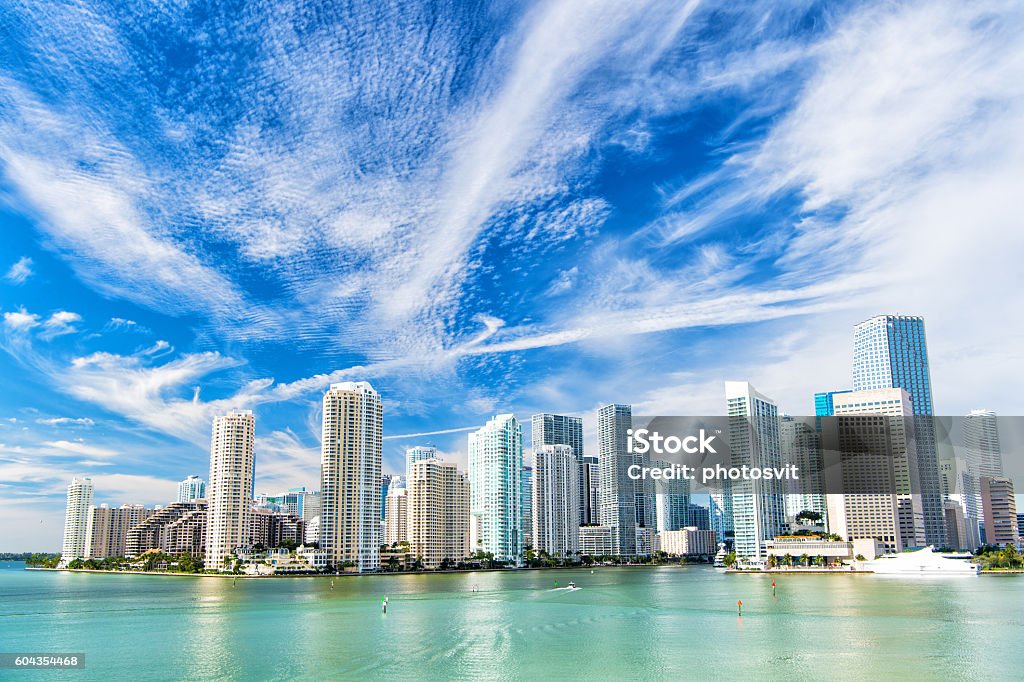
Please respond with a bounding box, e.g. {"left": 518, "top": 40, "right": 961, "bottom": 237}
{"left": 1, "top": 564, "right": 1023, "bottom": 680}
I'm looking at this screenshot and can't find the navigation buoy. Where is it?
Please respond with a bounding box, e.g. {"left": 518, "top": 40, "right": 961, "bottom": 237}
{"left": 772, "top": 581, "right": 776, "bottom": 597}
{"left": 382, "top": 596, "right": 388, "bottom": 614}
{"left": 737, "top": 599, "right": 743, "bottom": 616}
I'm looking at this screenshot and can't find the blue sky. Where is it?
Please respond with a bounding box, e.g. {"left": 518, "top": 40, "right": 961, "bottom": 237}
{"left": 1, "top": 0, "right": 1023, "bottom": 550}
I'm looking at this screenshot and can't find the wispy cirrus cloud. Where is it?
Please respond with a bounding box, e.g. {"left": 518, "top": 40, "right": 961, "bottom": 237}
{"left": 2, "top": 0, "right": 1024, "bottom": 551}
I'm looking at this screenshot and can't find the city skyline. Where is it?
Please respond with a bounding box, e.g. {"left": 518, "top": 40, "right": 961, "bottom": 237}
{"left": 10, "top": 326, "right": 1024, "bottom": 552}
{"left": 45, "top": 349, "right": 1023, "bottom": 563}
{"left": 2, "top": 0, "right": 1024, "bottom": 552}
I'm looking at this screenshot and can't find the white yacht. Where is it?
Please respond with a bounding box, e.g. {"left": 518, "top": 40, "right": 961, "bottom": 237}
{"left": 862, "top": 546, "right": 980, "bottom": 575}
{"left": 713, "top": 544, "right": 728, "bottom": 570}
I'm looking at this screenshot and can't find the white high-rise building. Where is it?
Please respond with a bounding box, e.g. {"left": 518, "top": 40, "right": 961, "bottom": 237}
{"left": 206, "top": 410, "right": 255, "bottom": 571}
{"left": 468, "top": 414, "right": 523, "bottom": 565}
{"left": 653, "top": 459, "right": 690, "bottom": 533}
{"left": 962, "top": 409, "right": 1003, "bottom": 544}
{"left": 176, "top": 475, "right": 206, "bottom": 503}
{"left": 384, "top": 485, "right": 408, "bottom": 546}
{"left": 830, "top": 388, "right": 924, "bottom": 549}
{"left": 532, "top": 445, "right": 580, "bottom": 559}
{"left": 964, "top": 410, "right": 1003, "bottom": 479}
{"left": 725, "top": 382, "right": 785, "bottom": 561}
{"left": 531, "top": 414, "right": 587, "bottom": 522}
{"left": 300, "top": 489, "right": 322, "bottom": 524}
{"left": 407, "top": 458, "right": 470, "bottom": 569}
{"left": 405, "top": 446, "right": 437, "bottom": 482}
{"left": 779, "top": 416, "right": 826, "bottom": 522}
{"left": 320, "top": 382, "right": 383, "bottom": 572}
{"left": 60, "top": 477, "right": 94, "bottom": 565}
{"left": 597, "top": 404, "right": 639, "bottom": 556}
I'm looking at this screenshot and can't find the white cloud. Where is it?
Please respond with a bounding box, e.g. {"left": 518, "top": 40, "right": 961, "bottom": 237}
{"left": 36, "top": 417, "right": 95, "bottom": 426}
{"left": 4, "top": 256, "right": 33, "bottom": 284}
{"left": 39, "top": 310, "right": 81, "bottom": 340}
{"left": 103, "top": 317, "right": 147, "bottom": 334}
{"left": 42, "top": 439, "right": 118, "bottom": 458}
{"left": 2, "top": 308, "right": 40, "bottom": 332}
{"left": 62, "top": 349, "right": 244, "bottom": 443}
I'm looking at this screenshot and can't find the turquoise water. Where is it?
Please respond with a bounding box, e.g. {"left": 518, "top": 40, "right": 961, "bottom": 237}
{"left": 2, "top": 560, "right": 1023, "bottom": 680}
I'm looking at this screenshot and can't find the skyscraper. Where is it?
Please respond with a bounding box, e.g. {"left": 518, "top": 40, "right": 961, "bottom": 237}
{"left": 531, "top": 414, "right": 587, "bottom": 522}
{"left": 206, "top": 410, "right": 255, "bottom": 571}
{"left": 653, "top": 459, "right": 690, "bottom": 533}
{"left": 687, "top": 503, "right": 711, "bottom": 531}
{"left": 827, "top": 388, "right": 921, "bottom": 551}
{"left": 521, "top": 465, "right": 534, "bottom": 548}
{"left": 964, "top": 410, "right": 1003, "bottom": 479}
{"left": 597, "top": 404, "right": 638, "bottom": 556}
{"left": 963, "top": 409, "right": 1003, "bottom": 543}
{"left": 176, "top": 475, "right": 206, "bottom": 503}
{"left": 298, "top": 488, "right": 321, "bottom": 524}
{"left": 531, "top": 414, "right": 584, "bottom": 460}
{"left": 582, "top": 455, "right": 599, "bottom": 525}
{"left": 725, "top": 382, "right": 785, "bottom": 561}
{"left": 981, "top": 476, "right": 1018, "bottom": 546}
{"left": 381, "top": 474, "right": 400, "bottom": 521}
{"left": 320, "top": 382, "right": 383, "bottom": 573}
{"left": 532, "top": 444, "right": 581, "bottom": 558}
{"left": 852, "top": 314, "right": 945, "bottom": 545}
{"left": 407, "top": 458, "right": 470, "bottom": 569}
{"left": 406, "top": 445, "right": 438, "bottom": 482}
{"left": 468, "top": 414, "right": 523, "bottom": 564}
{"left": 60, "top": 476, "right": 93, "bottom": 565}
{"left": 779, "top": 416, "right": 826, "bottom": 522}
{"left": 384, "top": 485, "right": 408, "bottom": 546}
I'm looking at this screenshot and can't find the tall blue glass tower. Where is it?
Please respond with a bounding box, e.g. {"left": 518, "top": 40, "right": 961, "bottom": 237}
{"left": 852, "top": 314, "right": 945, "bottom": 546}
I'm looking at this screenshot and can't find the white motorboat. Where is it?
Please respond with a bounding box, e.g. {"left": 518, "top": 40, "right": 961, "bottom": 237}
{"left": 862, "top": 546, "right": 980, "bottom": 575}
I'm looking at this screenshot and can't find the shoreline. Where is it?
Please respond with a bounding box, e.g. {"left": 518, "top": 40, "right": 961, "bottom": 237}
{"left": 726, "top": 568, "right": 874, "bottom": 574}
{"left": 22, "top": 563, "right": 705, "bottom": 579}
{"left": 22, "top": 564, "right": 1019, "bottom": 577}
